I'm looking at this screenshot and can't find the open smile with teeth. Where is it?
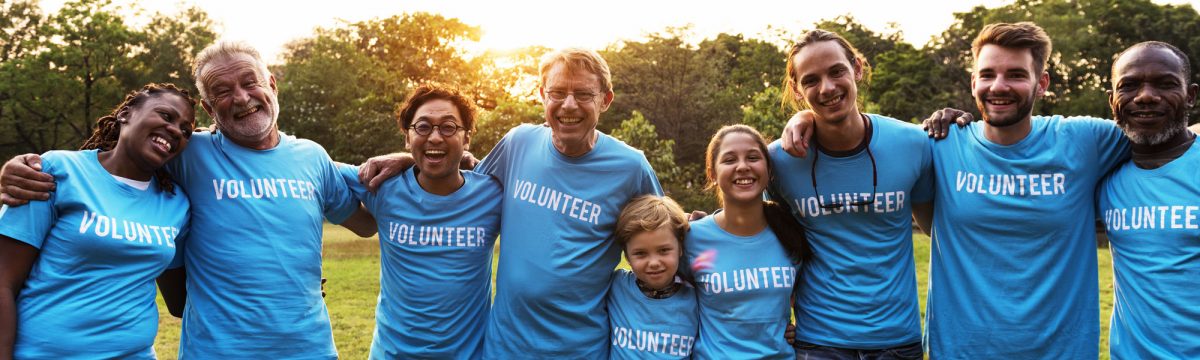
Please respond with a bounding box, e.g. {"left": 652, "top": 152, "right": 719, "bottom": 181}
{"left": 733, "top": 178, "right": 755, "bottom": 185}
{"left": 424, "top": 149, "right": 447, "bottom": 161}
{"left": 558, "top": 117, "right": 583, "bottom": 125}
{"left": 1129, "top": 110, "right": 1165, "bottom": 119}
{"left": 235, "top": 106, "right": 261, "bottom": 118}
{"left": 150, "top": 135, "right": 172, "bottom": 153}
{"left": 819, "top": 95, "right": 844, "bottom": 107}
{"left": 986, "top": 98, "right": 1015, "bottom": 106}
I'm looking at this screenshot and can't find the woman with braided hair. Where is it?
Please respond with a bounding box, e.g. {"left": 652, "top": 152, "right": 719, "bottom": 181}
{"left": 0, "top": 83, "right": 195, "bottom": 359}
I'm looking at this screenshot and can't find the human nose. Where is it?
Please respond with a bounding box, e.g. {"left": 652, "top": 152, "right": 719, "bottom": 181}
{"left": 1132, "top": 85, "right": 1159, "bottom": 105}
{"left": 989, "top": 76, "right": 1012, "bottom": 93}
{"left": 819, "top": 78, "right": 837, "bottom": 97}
{"left": 561, "top": 94, "right": 581, "bottom": 110}
{"left": 427, "top": 127, "right": 446, "bottom": 143}
{"left": 231, "top": 85, "right": 251, "bottom": 105}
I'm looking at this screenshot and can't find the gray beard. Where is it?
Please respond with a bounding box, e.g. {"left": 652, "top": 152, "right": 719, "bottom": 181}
{"left": 1122, "top": 120, "right": 1187, "bottom": 146}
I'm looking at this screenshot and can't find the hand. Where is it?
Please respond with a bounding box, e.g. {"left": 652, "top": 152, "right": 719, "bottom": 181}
{"left": 357, "top": 153, "right": 414, "bottom": 193}
{"left": 784, "top": 322, "right": 796, "bottom": 345}
{"left": 781, "top": 110, "right": 816, "bottom": 158}
{"left": 921, "top": 107, "right": 974, "bottom": 139}
{"left": 0, "top": 154, "right": 54, "bottom": 206}
{"left": 460, "top": 151, "right": 479, "bottom": 170}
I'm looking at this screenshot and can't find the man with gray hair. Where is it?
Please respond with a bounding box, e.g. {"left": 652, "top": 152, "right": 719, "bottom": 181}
{"left": 360, "top": 48, "right": 662, "bottom": 359}
{"left": 0, "top": 41, "right": 376, "bottom": 358}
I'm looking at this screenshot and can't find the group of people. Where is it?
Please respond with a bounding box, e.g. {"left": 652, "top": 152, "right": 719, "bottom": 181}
{"left": 0, "top": 18, "right": 1193, "bottom": 360}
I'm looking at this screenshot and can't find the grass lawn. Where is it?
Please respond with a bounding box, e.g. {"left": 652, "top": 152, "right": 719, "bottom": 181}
{"left": 152, "top": 225, "right": 1116, "bottom": 359}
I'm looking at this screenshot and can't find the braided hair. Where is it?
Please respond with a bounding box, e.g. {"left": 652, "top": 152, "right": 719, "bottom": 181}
{"left": 80, "top": 83, "right": 196, "bottom": 194}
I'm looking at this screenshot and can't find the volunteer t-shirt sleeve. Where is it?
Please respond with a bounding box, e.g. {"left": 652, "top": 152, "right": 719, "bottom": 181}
{"left": 0, "top": 154, "right": 58, "bottom": 248}
{"left": 319, "top": 154, "right": 358, "bottom": 224}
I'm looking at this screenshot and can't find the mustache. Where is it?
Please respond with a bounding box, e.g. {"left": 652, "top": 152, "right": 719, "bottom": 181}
{"left": 233, "top": 100, "right": 264, "bottom": 114}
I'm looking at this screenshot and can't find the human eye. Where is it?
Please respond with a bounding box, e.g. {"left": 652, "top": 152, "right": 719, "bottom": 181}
{"left": 547, "top": 90, "right": 567, "bottom": 100}
{"left": 831, "top": 67, "right": 847, "bottom": 77}
{"left": 413, "top": 122, "right": 433, "bottom": 134}
{"left": 574, "top": 92, "right": 595, "bottom": 102}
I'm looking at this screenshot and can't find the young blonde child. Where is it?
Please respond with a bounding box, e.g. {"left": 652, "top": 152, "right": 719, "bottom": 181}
{"left": 607, "top": 195, "right": 699, "bottom": 359}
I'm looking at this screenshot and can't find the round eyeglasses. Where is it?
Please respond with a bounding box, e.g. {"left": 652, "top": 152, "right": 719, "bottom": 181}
{"left": 410, "top": 121, "right": 461, "bottom": 137}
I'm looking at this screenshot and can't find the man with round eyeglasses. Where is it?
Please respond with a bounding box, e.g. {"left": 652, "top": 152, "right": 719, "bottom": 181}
{"left": 359, "top": 48, "right": 662, "bottom": 359}
{"left": 337, "top": 84, "right": 503, "bottom": 359}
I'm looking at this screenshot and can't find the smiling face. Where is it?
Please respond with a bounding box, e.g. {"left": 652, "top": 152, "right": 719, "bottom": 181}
{"left": 199, "top": 52, "right": 279, "bottom": 148}
{"left": 625, "top": 226, "right": 682, "bottom": 289}
{"left": 972, "top": 44, "right": 1048, "bottom": 128}
{"left": 791, "top": 40, "right": 863, "bottom": 124}
{"left": 117, "top": 93, "right": 195, "bottom": 171}
{"left": 1110, "top": 46, "right": 1198, "bottom": 146}
{"left": 406, "top": 99, "right": 468, "bottom": 189}
{"left": 540, "top": 62, "right": 613, "bottom": 157}
{"left": 712, "top": 132, "right": 770, "bottom": 206}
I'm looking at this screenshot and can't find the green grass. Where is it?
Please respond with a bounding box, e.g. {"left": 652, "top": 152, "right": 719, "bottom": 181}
{"left": 152, "top": 227, "right": 1114, "bottom": 359}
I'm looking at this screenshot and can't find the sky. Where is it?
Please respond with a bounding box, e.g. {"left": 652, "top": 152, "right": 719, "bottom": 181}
{"left": 37, "top": 0, "right": 1200, "bottom": 63}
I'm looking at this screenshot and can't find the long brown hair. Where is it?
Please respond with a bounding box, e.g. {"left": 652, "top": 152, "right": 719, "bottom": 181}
{"left": 782, "top": 29, "right": 872, "bottom": 113}
{"left": 703, "top": 124, "right": 811, "bottom": 261}
{"left": 81, "top": 83, "right": 196, "bottom": 194}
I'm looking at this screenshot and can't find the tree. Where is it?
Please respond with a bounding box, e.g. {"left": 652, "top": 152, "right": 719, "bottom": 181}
{"left": 276, "top": 13, "right": 502, "bottom": 163}
{"left": 610, "top": 111, "right": 714, "bottom": 212}
{"left": 929, "top": 0, "right": 1200, "bottom": 122}
{"left": 0, "top": 0, "right": 217, "bottom": 160}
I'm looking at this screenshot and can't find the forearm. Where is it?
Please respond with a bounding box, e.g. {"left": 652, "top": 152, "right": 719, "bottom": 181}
{"left": 156, "top": 268, "right": 187, "bottom": 318}
{"left": 0, "top": 289, "right": 16, "bottom": 360}
{"left": 339, "top": 205, "right": 378, "bottom": 237}
{"left": 912, "top": 202, "right": 934, "bottom": 236}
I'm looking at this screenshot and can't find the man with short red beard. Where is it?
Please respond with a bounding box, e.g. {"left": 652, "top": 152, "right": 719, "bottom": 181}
{"left": 921, "top": 22, "right": 1129, "bottom": 359}
{"left": 1097, "top": 41, "right": 1200, "bottom": 360}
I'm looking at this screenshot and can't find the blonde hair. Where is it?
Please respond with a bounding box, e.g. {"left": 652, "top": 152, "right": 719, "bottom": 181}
{"left": 192, "top": 41, "right": 270, "bottom": 100}
{"left": 539, "top": 48, "right": 613, "bottom": 93}
{"left": 615, "top": 195, "right": 689, "bottom": 249}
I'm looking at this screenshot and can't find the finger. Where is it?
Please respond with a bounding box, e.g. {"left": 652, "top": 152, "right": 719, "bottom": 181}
{"left": 369, "top": 166, "right": 398, "bottom": 193}
{"left": 20, "top": 154, "right": 43, "bottom": 172}
{"left": 0, "top": 193, "right": 30, "bottom": 207}
{"left": 957, "top": 112, "right": 973, "bottom": 126}
{"left": 358, "top": 161, "right": 377, "bottom": 187}
{"left": 801, "top": 124, "right": 813, "bottom": 155}
{"left": 4, "top": 186, "right": 50, "bottom": 201}
{"left": 4, "top": 171, "right": 56, "bottom": 193}
{"left": 781, "top": 125, "right": 795, "bottom": 154}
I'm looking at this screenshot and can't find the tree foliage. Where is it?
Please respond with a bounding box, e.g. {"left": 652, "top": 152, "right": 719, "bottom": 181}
{"left": 3, "top": 0, "right": 1199, "bottom": 208}
{"left": 0, "top": 0, "right": 215, "bottom": 159}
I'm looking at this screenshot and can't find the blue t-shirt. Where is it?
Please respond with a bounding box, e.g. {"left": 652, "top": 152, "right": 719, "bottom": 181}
{"left": 165, "top": 131, "right": 358, "bottom": 359}
{"left": 476, "top": 124, "right": 662, "bottom": 359}
{"left": 606, "top": 269, "right": 699, "bottom": 360}
{"left": 0, "top": 150, "right": 189, "bottom": 359}
{"left": 925, "top": 116, "right": 1129, "bottom": 359}
{"left": 339, "top": 165, "right": 502, "bottom": 360}
{"left": 684, "top": 216, "right": 797, "bottom": 359}
{"left": 1098, "top": 141, "right": 1200, "bottom": 360}
{"left": 767, "top": 114, "right": 933, "bottom": 349}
